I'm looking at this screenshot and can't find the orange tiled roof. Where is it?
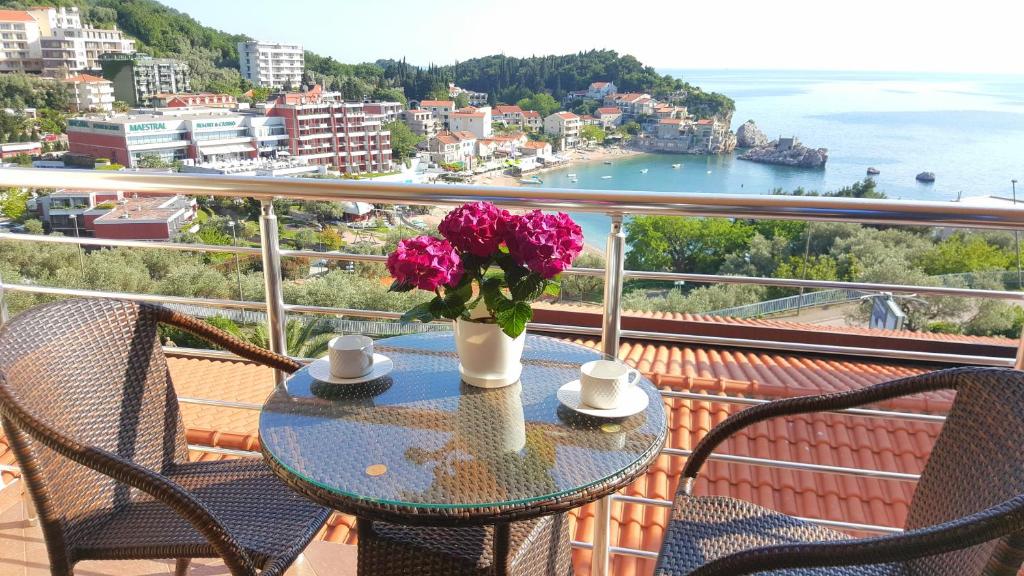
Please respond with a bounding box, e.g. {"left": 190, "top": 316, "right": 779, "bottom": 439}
{"left": 62, "top": 73, "right": 109, "bottom": 84}
{"left": 659, "top": 118, "right": 683, "bottom": 125}
{"left": 596, "top": 107, "right": 621, "bottom": 115}
{"left": 452, "top": 130, "right": 477, "bottom": 141}
{"left": 696, "top": 119, "right": 714, "bottom": 125}
{"left": 420, "top": 100, "right": 454, "bottom": 107}
{"left": 0, "top": 9, "right": 34, "bottom": 21}
{"left": 521, "top": 110, "right": 541, "bottom": 118}
{"left": 493, "top": 105, "right": 523, "bottom": 115}
{"left": 522, "top": 141, "right": 550, "bottom": 149}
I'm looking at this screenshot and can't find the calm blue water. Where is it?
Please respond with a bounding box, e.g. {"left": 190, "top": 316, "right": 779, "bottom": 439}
{"left": 538, "top": 70, "right": 1024, "bottom": 248}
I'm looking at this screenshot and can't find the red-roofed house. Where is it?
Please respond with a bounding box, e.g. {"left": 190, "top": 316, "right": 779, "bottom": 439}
{"left": 605, "top": 92, "right": 655, "bottom": 117}
{"left": 0, "top": 9, "right": 42, "bottom": 73}
{"left": 429, "top": 130, "right": 476, "bottom": 167}
{"left": 518, "top": 139, "right": 553, "bottom": 161}
{"left": 152, "top": 93, "right": 238, "bottom": 109}
{"left": 657, "top": 117, "right": 685, "bottom": 139}
{"left": 450, "top": 105, "right": 492, "bottom": 138}
{"left": 595, "top": 107, "right": 623, "bottom": 129}
{"left": 544, "top": 111, "right": 582, "bottom": 150}
{"left": 61, "top": 73, "right": 114, "bottom": 113}
{"left": 492, "top": 105, "right": 525, "bottom": 125}
{"left": 420, "top": 100, "right": 456, "bottom": 128}
{"left": 521, "top": 110, "right": 542, "bottom": 131}
{"left": 586, "top": 81, "right": 617, "bottom": 100}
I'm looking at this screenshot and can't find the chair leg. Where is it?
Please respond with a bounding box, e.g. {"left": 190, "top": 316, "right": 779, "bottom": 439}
{"left": 175, "top": 558, "right": 190, "bottom": 576}
{"left": 21, "top": 485, "right": 37, "bottom": 527}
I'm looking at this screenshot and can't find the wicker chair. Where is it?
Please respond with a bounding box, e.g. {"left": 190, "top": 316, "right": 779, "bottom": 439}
{"left": 0, "top": 298, "right": 331, "bottom": 576}
{"left": 654, "top": 366, "right": 1024, "bottom": 576}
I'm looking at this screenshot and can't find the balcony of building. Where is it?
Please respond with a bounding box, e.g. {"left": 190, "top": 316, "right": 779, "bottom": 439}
{"left": 0, "top": 168, "right": 1023, "bottom": 576}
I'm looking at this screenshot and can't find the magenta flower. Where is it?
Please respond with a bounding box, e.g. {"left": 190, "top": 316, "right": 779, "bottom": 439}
{"left": 386, "top": 235, "right": 464, "bottom": 291}
{"left": 438, "top": 201, "right": 511, "bottom": 257}
{"left": 502, "top": 210, "right": 584, "bottom": 279}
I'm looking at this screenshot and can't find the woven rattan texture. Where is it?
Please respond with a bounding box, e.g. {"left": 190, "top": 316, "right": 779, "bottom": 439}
{"left": 357, "top": 514, "right": 573, "bottom": 575}
{"left": 0, "top": 299, "right": 328, "bottom": 576}
{"left": 656, "top": 367, "right": 1024, "bottom": 576}
{"left": 260, "top": 332, "right": 667, "bottom": 525}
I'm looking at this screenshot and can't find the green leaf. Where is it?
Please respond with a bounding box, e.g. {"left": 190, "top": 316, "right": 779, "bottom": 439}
{"left": 400, "top": 301, "right": 435, "bottom": 324}
{"left": 510, "top": 273, "right": 544, "bottom": 301}
{"left": 495, "top": 253, "right": 528, "bottom": 287}
{"left": 389, "top": 279, "right": 415, "bottom": 292}
{"left": 429, "top": 295, "right": 463, "bottom": 320}
{"left": 543, "top": 281, "right": 561, "bottom": 297}
{"left": 445, "top": 276, "right": 473, "bottom": 305}
{"left": 481, "top": 277, "right": 512, "bottom": 313}
{"left": 496, "top": 301, "right": 532, "bottom": 339}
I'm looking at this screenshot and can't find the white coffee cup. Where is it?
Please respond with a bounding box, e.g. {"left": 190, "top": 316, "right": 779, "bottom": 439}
{"left": 328, "top": 335, "right": 374, "bottom": 378}
{"left": 579, "top": 360, "right": 640, "bottom": 409}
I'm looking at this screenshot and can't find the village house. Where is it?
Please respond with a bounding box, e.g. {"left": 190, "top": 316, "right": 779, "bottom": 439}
{"left": 522, "top": 110, "right": 542, "bottom": 131}
{"left": 401, "top": 109, "right": 437, "bottom": 137}
{"left": 656, "top": 118, "right": 685, "bottom": 139}
{"left": 580, "top": 114, "right": 599, "bottom": 127}
{"left": 586, "top": 81, "right": 617, "bottom": 100}
{"left": 605, "top": 92, "right": 655, "bottom": 118}
{"left": 479, "top": 132, "right": 528, "bottom": 157}
{"left": 492, "top": 105, "right": 525, "bottom": 126}
{"left": 450, "top": 106, "right": 492, "bottom": 139}
{"left": 518, "top": 140, "right": 553, "bottom": 161}
{"left": 420, "top": 100, "right": 456, "bottom": 129}
{"left": 543, "top": 111, "right": 582, "bottom": 150}
{"left": 429, "top": 130, "right": 476, "bottom": 167}
{"left": 595, "top": 107, "right": 623, "bottom": 129}
{"left": 447, "top": 83, "right": 488, "bottom": 106}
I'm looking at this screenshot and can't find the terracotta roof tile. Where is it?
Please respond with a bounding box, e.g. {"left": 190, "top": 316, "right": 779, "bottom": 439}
{"left": 0, "top": 9, "right": 34, "bottom": 21}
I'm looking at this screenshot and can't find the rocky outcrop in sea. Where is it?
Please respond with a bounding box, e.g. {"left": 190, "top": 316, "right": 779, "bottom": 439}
{"left": 738, "top": 137, "right": 828, "bottom": 168}
{"left": 735, "top": 120, "right": 768, "bottom": 148}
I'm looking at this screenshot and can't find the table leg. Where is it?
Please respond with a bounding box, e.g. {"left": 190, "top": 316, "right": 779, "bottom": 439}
{"left": 493, "top": 522, "right": 511, "bottom": 576}
{"left": 591, "top": 495, "right": 612, "bottom": 576}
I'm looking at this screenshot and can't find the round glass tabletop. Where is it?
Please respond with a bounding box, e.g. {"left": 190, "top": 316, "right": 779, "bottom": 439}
{"left": 259, "top": 332, "right": 666, "bottom": 523}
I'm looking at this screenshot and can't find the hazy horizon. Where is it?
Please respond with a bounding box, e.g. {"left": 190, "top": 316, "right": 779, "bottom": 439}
{"left": 161, "top": 0, "right": 1024, "bottom": 75}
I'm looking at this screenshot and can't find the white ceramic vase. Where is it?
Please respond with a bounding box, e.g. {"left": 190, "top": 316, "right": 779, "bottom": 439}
{"left": 453, "top": 316, "right": 526, "bottom": 388}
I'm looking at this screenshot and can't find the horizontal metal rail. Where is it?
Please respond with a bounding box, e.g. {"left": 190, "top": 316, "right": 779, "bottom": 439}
{"left": 6, "top": 168, "right": 1024, "bottom": 229}
{"left": 3, "top": 232, "right": 1021, "bottom": 302}
{"left": 187, "top": 444, "right": 262, "bottom": 458}
{"left": 662, "top": 447, "right": 921, "bottom": 482}
{"left": 659, "top": 390, "right": 948, "bottom": 423}
{"left": 570, "top": 540, "right": 660, "bottom": 560}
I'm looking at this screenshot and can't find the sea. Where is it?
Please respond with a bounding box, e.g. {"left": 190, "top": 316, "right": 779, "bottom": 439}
{"left": 536, "top": 69, "right": 1024, "bottom": 249}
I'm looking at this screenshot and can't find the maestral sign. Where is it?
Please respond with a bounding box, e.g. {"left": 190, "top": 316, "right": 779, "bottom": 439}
{"left": 128, "top": 122, "right": 169, "bottom": 133}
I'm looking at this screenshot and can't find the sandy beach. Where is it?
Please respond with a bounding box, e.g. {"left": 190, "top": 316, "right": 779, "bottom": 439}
{"left": 474, "top": 146, "right": 642, "bottom": 187}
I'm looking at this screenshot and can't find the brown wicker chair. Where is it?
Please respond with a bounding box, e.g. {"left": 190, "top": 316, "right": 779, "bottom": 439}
{"left": 0, "top": 298, "right": 331, "bottom": 576}
{"left": 653, "top": 366, "right": 1024, "bottom": 575}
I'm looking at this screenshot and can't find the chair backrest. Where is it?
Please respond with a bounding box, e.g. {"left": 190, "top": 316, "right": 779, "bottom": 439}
{"left": 905, "top": 368, "right": 1024, "bottom": 575}
{"left": 0, "top": 298, "right": 188, "bottom": 557}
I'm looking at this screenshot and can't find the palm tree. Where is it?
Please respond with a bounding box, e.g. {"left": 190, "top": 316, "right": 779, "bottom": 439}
{"left": 249, "top": 318, "right": 337, "bottom": 358}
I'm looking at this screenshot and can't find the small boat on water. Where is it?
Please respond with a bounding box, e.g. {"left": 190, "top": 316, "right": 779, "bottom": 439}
{"left": 519, "top": 176, "right": 543, "bottom": 185}
{"left": 671, "top": 163, "right": 681, "bottom": 169}
{"left": 640, "top": 169, "right": 648, "bottom": 174}
{"left": 569, "top": 177, "right": 578, "bottom": 183}
{"left": 601, "top": 175, "right": 613, "bottom": 179}
{"left": 603, "top": 161, "right": 612, "bottom": 165}
{"left": 866, "top": 167, "right": 880, "bottom": 175}
{"left": 567, "top": 173, "right": 577, "bottom": 178}
{"left": 707, "top": 170, "right": 712, "bottom": 174}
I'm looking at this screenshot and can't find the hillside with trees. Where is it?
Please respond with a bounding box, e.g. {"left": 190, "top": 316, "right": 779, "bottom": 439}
{"left": 0, "top": 0, "right": 733, "bottom": 119}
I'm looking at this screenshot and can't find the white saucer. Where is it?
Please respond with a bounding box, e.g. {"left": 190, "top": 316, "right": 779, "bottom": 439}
{"left": 308, "top": 354, "right": 394, "bottom": 384}
{"left": 556, "top": 380, "right": 650, "bottom": 418}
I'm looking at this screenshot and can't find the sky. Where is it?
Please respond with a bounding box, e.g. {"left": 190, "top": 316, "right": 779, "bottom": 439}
{"left": 162, "top": 0, "right": 1024, "bottom": 75}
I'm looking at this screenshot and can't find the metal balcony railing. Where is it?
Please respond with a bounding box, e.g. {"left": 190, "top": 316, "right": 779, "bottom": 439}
{"left": 1, "top": 167, "right": 1024, "bottom": 575}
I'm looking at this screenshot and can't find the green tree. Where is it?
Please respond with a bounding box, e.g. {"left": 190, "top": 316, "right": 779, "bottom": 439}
{"left": 0, "top": 188, "right": 29, "bottom": 219}
{"left": 293, "top": 229, "right": 319, "bottom": 250}
{"left": 621, "top": 121, "right": 642, "bottom": 135}
{"left": 580, "top": 124, "right": 606, "bottom": 144}
{"left": 916, "top": 232, "right": 1012, "bottom": 275}
{"left": 625, "top": 216, "right": 755, "bottom": 274}
{"left": 370, "top": 86, "right": 408, "bottom": 106}
{"left": 136, "top": 153, "right": 171, "bottom": 169}
{"left": 384, "top": 120, "right": 423, "bottom": 162}
{"left": 516, "top": 93, "right": 559, "bottom": 118}
{"left": 23, "top": 218, "right": 43, "bottom": 234}
{"left": 112, "top": 101, "right": 131, "bottom": 113}
{"left": 318, "top": 227, "right": 343, "bottom": 251}
{"left": 248, "top": 318, "right": 337, "bottom": 358}
{"left": 561, "top": 253, "right": 605, "bottom": 302}
{"left": 454, "top": 93, "right": 469, "bottom": 109}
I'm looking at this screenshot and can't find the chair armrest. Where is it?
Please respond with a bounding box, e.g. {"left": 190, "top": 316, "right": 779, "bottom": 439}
{"left": 147, "top": 304, "right": 302, "bottom": 374}
{"left": 686, "top": 492, "right": 1024, "bottom": 576}
{"left": 680, "top": 367, "right": 984, "bottom": 487}
{"left": 0, "top": 407, "right": 258, "bottom": 575}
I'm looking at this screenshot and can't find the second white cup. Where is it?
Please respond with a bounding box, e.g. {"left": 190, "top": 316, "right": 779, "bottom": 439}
{"left": 580, "top": 359, "right": 639, "bottom": 409}
{"left": 328, "top": 335, "right": 374, "bottom": 378}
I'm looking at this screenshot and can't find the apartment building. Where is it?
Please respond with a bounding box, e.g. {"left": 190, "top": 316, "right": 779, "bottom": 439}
{"left": 67, "top": 107, "right": 289, "bottom": 167}
{"left": 99, "top": 52, "right": 190, "bottom": 106}
{"left": 586, "top": 81, "right": 617, "bottom": 100}
{"left": 522, "top": 110, "right": 542, "bottom": 131}
{"left": 401, "top": 109, "right": 437, "bottom": 137}
{"left": 447, "top": 83, "right": 487, "bottom": 106}
{"left": 363, "top": 101, "right": 403, "bottom": 123}
{"left": 429, "top": 130, "right": 476, "bottom": 166}
{"left": 0, "top": 10, "right": 42, "bottom": 73}
{"left": 265, "top": 90, "right": 393, "bottom": 174}
{"left": 450, "top": 106, "right": 492, "bottom": 139}
{"left": 492, "top": 105, "right": 525, "bottom": 126}
{"left": 62, "top": 73, "right": 114, "bottom": 112}
{"left": 420, "top": 100, "right": 455, "bottom": 129}
{"left": 32, "top": 7, "right": 134, "bottom": 75}
{"left": 543, "top": 111, "right": 581, "bottom": 150}
{"left": 238, "top": 40, "right": 304, "bottom": 88}
{"left": 595, "top": 107, "right": 623, "bottom": 129}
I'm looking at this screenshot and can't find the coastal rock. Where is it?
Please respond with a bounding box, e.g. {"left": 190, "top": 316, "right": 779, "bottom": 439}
{"left": 738, "top": 137, "right": 828, "bottom": 168}
{"left": 736, "top": 120, "right": 768, "bottom": 148}
{"left": 916, "top": 171, "right": 936, "bottom": 183}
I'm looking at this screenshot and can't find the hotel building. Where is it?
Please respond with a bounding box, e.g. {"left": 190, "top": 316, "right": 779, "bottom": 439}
{"left": 238, "top": 40, "right": 304, "bottom": 88}
{"left": 98, "top": 52, "right": 191, "bottom": 106}
{"left": 62, "top": 73, "right": 115, "bottom": 112}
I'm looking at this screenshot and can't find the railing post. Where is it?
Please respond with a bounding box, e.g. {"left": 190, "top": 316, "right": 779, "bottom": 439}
{"left": 259, "top": 199, "right": 287, "bottom": 385}
{"left": 1016, "top": 327, "right": 1024, "bottom": 370}
{"left": 593, "top": 213, "right": 625, "bottom": 576}
{"left": 0, "top": 270, "right": 9, "bottom": 328}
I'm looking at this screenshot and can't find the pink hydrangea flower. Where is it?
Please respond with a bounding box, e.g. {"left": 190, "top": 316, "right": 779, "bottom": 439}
{"left": 502, "top": 210, "right": 584, "bottom": 279}
{"left": 438, "top": 201, "right": 511, "bottom": 257}
{"left": 386, "top": 235, "right": 464, "bottom": 291}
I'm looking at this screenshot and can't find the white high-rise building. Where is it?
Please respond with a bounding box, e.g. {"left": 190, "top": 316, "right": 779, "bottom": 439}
{"left": 30, "top": 6, "right": 134, "bottom": 75}
{"left": 237, "top": 41, "right": 304, "bottom": 88}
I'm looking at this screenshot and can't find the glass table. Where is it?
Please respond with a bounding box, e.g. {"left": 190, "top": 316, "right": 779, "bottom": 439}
{"left": 259, "top": 332, "right": 667, "bottom": 575}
